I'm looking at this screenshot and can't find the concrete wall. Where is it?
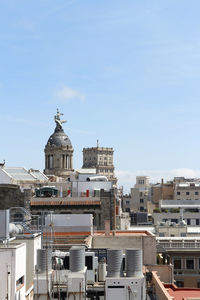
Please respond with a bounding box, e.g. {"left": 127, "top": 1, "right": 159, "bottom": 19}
{"left": 15, "top": 234, "right": 42, "bottom": 296}
{"left": 0, "top": 243, "right": 26, "bottom": 300}
{"left": 0, "top": 184, "right": 31, "bottom": 211}
{"left": 158, "top": 225, "right": 187, "bottom": 237}
{"left": 146, "top": 264, "right": 173, "bottom": 284}
{"left": 152, "top": 271, "right": 173, "bottom": 300}
{"left": 91, "top": 234, "right": 156, "bottom": 265}
{"left": 72, "top": 181, "right": 112, "bottom": 197}
{"left": 152, "top": 184, "right": 174, "bottom": 205}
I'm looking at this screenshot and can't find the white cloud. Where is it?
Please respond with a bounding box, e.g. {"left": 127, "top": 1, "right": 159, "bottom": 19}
{"left": 116, "top": 168, "right": 200, "bottom": 193}
{"left": 56, "top": 86, "right": 85, "bottom": 102}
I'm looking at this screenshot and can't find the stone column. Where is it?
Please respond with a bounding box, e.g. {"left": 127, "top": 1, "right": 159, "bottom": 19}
{"left": 60, "top": 155, "right": 63, "bottom": 168}
{"left": 52, "top": 155, "right": 54, "bottom": 169}
{"left": 64, "top": 155, "right": 66, "bottom": 169}
{"left": 66, "top": 155, "right": 68, "bottom": 169}
{"left": 70, "top": 155, "right": 73, "bottom": 170}
{"left": 69, "top": 155, "right": 71, "bottom": 169}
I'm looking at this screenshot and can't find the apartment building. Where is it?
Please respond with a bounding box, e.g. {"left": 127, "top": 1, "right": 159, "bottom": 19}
{"left": 130, "top": 176, "right": 150, "bottom": 212}
{"left": 157, "top": 236, "right": 200, "bottom": 288}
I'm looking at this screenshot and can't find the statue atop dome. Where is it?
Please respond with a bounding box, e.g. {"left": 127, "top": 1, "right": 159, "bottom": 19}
{"left": 54, "top": 108, "right": 67, "bottom": 130}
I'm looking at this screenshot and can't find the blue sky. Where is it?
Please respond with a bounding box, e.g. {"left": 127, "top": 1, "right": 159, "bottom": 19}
{"left": 1, "top": 1, "right": 200, "bottom": 192}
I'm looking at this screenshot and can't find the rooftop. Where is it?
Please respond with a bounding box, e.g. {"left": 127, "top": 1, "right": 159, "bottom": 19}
{"left": 165, "top": 284, "right": 200, "bottom": 300}
{"left": 94, "top": 230, "right": 153, "bottom": 237}
{"left": 3, "top": 166, "right": 36, "bottom": 181}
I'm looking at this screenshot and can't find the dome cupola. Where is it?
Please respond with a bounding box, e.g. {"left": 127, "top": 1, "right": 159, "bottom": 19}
{"left": 44, "top": 109, "right": 74, "bottom": 178}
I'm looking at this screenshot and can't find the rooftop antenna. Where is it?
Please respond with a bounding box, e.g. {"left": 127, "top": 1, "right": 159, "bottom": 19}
{"left": 97, "top": 139, "right": 99, "bottom": 147}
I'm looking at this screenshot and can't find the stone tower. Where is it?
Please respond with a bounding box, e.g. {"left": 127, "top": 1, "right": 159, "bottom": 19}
{"left": 82, "top": 143, "right": 117, "bottom": 185}
{"left": 44, "top": 109, "right": 73, "bottom": 178}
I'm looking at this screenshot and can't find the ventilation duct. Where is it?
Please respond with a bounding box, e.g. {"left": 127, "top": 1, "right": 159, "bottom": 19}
{"left": 36, "top": 249, "right": 52, "bottom": 273}
{"left": 69, "top": 246, "right": 85, "bottom": 272}
{"left": 126, "top": 248, "right": 143, "bottom": 277}
{"left": 107, "top": 249, "right": 123, "bottom": 277}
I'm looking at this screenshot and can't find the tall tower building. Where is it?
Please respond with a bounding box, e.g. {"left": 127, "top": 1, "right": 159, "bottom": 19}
{"left": 44, "top": 110, "right": 73, "bottom": 178}
{"left": 82, "top": 142, "right": 117, "bottom": 185}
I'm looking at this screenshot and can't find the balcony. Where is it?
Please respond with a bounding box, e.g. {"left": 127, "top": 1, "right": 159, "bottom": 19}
{"left": 160, "top": 199, "right": 200, "bottom": 209}
{"left": 157, "top": 238, "right": 200, "bottom": 250}
{"left": 174, "top": 269, "right": 200, "bottom": 276}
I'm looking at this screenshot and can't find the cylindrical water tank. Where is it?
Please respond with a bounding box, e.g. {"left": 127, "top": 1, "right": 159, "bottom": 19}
{"left": 107, "top": 249, "right": 123, "bottom": 277}
{"left": 37, "top": 249, "right": 52, "bottom": 273}
{"left": 126, "top": 248, "right": 143, "bottom": 277}
{"left": 69, "top": 246, "right": 85, "bottom": 272}
{"left": 98, "top": 261, "right": 107, "bottom": 281}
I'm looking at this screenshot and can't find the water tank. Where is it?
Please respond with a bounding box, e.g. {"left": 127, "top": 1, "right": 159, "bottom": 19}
{"left": 126, "top": 248, "right": 143, "bottom": 277}
{"left": 37, "top": 249, "right": 52, "bottom": 273}
{"left": 69, "top": 246, "right": 85, "bottom": 272}
{"left": 107, "top": 249, "right": 123, "bottom": 277}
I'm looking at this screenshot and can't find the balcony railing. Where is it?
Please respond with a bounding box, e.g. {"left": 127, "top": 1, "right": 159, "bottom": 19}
{"left": 174, "top": 269, "right": 200, "bottom": 276}
{"left": 157, "top": 239, "right": 200, "bottom": 249}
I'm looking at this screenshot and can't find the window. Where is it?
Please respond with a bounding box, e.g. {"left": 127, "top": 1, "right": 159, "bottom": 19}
{"left": 195, "top": 191, "right": 199, "bottom": 195}
{"left": 171, "top": 219, "right": 178, "bottom": 223}
{"left": 126, "top": 200, "right": 130, "bottom": 205}
{"left": 177, "top": 192, "right": 180, "bottom": 195}
{"left": 187, "top": 219, "right": 191, "bottom": 225}
{"left": 159, "top": 233, "right": 165, "bottom": 237}
{"left": 140, "top": 206, "right": 144, "bottom": 212}
{"left": 176, "top": 281, "right": 184, "bottom": 288}
{"left": 174, "top": 258, "right": 181, "bottom": 269}
{"left": 186, "top": 258, "right": 194, "bottom": 269}
{"left": 140, "top": 199, "right": 144, "bottom": 203}
{"left": 186, "top": 192, "right": 190, "bottom": 195}
{"left": 196, "top": 219, "right": 200, "bottom": 225}
{"left": 85, "top": 256, "right": 93, "bottom": 270}
{"left": 16, "top": 276, "right": 24, "bottom": 290}
{"left": 180, "top": 232, "right": 186, "bottom": 237}
{"left": 140, "top": 192, "right": 143, "bottom": 197}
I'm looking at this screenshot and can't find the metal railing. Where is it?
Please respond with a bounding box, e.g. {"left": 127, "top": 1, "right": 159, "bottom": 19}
{"left": 157, "top": 239, "right": 200, "bottom": 249}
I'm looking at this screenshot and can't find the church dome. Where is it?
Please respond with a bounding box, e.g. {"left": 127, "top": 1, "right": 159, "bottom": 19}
{"left": 47, "top": 129, "right": 72, "bottom": 148}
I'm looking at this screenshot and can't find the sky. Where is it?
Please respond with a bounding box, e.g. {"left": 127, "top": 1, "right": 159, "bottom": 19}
{"left": 1, "top": 1, "right": 200, "bottom": 192}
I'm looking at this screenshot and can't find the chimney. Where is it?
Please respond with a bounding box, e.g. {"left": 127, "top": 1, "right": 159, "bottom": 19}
{"left": 105, "top": 220, "right": 110, "bottom": 236}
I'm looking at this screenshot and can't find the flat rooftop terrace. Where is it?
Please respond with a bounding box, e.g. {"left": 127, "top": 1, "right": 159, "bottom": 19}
{"left": 94, "top": 230, "right": 154, "bottom": 237}
{"left": 164, "top": 284, "right": 200, "bottom": 300}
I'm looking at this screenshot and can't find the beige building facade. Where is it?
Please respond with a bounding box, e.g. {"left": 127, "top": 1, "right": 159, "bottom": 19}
{"left": 82, "top": 146, "right": 117, "bottom": 184}
{"left": 130, "top": 176, "right": 150, "bottom": 212}
{"left": 174, "top": 181, "right": 200, "bottom": 201}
